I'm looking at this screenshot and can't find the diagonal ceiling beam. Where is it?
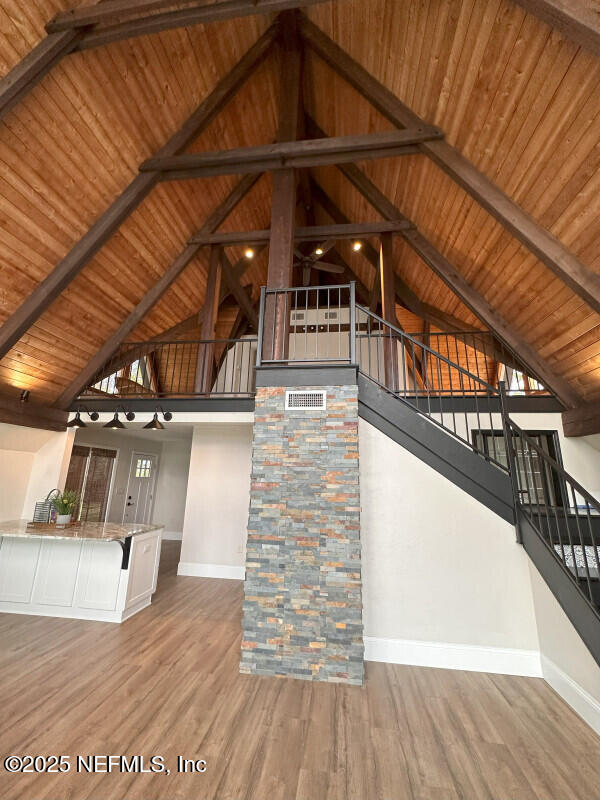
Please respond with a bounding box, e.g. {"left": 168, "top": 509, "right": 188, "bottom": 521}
{"left": 88, "top": 247, "right": 263, "bottom": 387}
{"left": 67, "top": 0, "right": 341, "bottom": 50}
{"left": 511, "top": 0, "right": 600, "bottom": 58}
{"left": 221, "top": 252, "right": 259, "bottom": 331}
{"left": 0, "top": 24, "right": 276, "bottom": 364}
{"left": 308, "top": 177, "right": 571, "bottom": 392}
{"left": 300, "top": 15, "right": 600, "bottom": 316}
{"left": 54, "top": 173, "right": 261, "bottom": 409}
{"left": 0, "top": 30, "right": 82, "bottom": 120}
{"left": 305, "top": 128, "right": 583, "bottom": 409}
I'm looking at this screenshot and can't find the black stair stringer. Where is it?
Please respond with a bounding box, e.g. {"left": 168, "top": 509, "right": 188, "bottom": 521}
{"left": 357, "top": 373, "right": 514, "bottom": 524}
{"left": 519, "top": 510, "right": 600, "bottom": 668}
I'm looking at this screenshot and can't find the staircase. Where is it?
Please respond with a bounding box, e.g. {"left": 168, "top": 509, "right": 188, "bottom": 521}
{"left": 353, "top": 303, "right": 600, "bottom": 668}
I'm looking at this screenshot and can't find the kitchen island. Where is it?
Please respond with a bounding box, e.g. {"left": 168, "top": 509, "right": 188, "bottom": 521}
{"left": 0, "top": 520, "right": 163, "bottom": 622}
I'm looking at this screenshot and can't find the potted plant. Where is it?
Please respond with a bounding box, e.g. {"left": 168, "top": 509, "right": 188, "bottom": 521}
{"left": 51, "top": 490, "right": 79, "bottom": 526}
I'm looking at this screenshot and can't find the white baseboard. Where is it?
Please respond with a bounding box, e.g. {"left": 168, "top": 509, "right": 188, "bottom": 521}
{"left": 541, "top": 655, "right": 600, "bottom": 736}
{"left": 177, "top": 561, "right": 245, "bottom": 580}
{"left": 364, "top": 636, "right": 542, "bottom": 677}
{"left": 161, "top": 530, "right": 183, "bottom": 541}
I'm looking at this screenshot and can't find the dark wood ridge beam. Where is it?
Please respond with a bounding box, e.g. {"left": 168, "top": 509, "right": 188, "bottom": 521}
{"left": 308, "top": 178, "right": 549, "bottom": 377}
{"left": 0, "top": 393, "right": 68, "bottom": 432}
{"left": 512, "top": 0, "right": 600, "bottom": 59}
{"left": 562, "top": 401, "right": 600, "bottom": 437}
{"left": 68, "top": 0, "right": 343, "bottom": 50}
{"left": 0, "top": 25, "right": 276, "bottom": 364}
{"left": 300, "top": 15, "right": 600, "bottom": 316}
{"left": 139, "top": 129, "right": 438, "bottom": 179}
{"left": 0, "top": 30, "right": 82, "bottom": 120}
{"left": 55, "top": 173, "right": 260, "bottom": 410}
{"left": 189, "top": 220, "right": 413, "bottom": 246}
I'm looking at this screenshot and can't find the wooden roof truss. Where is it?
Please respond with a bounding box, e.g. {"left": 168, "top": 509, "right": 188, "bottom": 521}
{"left": 0, "top": 0, "right": 598, "bottom": 430}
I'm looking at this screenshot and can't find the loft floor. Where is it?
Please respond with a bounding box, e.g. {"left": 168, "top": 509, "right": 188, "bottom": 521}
{"left": 1, "top": 542, "right": 598, "bottom": 800}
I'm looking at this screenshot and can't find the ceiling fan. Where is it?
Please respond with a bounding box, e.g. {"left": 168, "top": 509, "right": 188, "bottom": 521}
{"left": 293, "top": 240, "right": 345, "bottom": 286}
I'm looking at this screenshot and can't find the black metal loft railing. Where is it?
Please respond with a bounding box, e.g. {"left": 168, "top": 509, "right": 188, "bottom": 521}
{"left": 504, "top": 416, "right": 600, "bottom": 615}
{"left": 80, "top": 337, "right": 257, "bottom": 399}
{"left": 257, "top": 283, "right": 356, "bottom": 365}
{"left": 355, "top": 304, "right": 509, "bottom": 470}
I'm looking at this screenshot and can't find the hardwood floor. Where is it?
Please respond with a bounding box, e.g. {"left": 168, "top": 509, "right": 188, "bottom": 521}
{"left": 1, "top": 540, "right": 598, "bottom": 800}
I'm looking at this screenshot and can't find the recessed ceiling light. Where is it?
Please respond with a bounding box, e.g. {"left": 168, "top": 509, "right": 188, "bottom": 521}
{"left": 315, "top": 247, "right": 324, "bottom": 256}
{"left": 352, "top": 241, "right": 362, "bottom": 252}
{"left": 244, "top": 248, "right": 255, "bottom": 259}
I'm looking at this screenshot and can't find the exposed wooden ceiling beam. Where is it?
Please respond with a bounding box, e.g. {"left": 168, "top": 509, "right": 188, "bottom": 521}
{"left": 69, "top": 0, "right": 341, "bottom": 50}
{"left": 54, "top": 173, "right": 260, "bottom": 409}
{"left": 0, "top": 393, "right": 68, "bottom": 432}
{"left": 221, "top": 252, "right": 259, "bottom": 331}
{"left": 189, "top": 220, "right": 413, "bottom": 246}
{"left": 562, "top": 401, "right": 600, "bottom": 437}
{"left": 140, "top": 128, "right": 437, "bottom": 180}
{"left": 308, "top": 177, "right": 566, "bottom": 387}
{"left": 300, "top": 15, "right": 600, "bottom": 316}
{"left": 511, "top": 0, "right": 600, "bottom": 58}
{"left": 305, "top": 121, "right": 582, "bottom": 408}
{"left": 0, "top": 25, "right": 276, "bottom": 365}
{"left": 0, "top": 30, "right": 81, "bottom": 120}
{"left": 401, "top": 228, "right": 579, "bottom": 407}
{"left": 88, "top": 248, "right": 261, "bottom": 388}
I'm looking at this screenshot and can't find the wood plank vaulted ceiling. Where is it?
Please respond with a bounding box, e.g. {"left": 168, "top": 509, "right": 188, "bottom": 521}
{"left": 0, "top": 0, "right": 598, "bottom": 406}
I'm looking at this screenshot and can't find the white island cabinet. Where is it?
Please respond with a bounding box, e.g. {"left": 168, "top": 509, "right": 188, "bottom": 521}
{"left": 0, "top": 521, "right": 163, "bottom": 623}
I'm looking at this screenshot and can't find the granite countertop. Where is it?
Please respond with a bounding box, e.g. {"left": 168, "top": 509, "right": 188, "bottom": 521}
{"left": 0, "top": 520, "right": 163, "bottom": 542}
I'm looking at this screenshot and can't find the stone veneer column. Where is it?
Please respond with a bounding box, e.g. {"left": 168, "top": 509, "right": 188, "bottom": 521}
{"left": 240, "top": 383, "right": 363, "bottom": 685}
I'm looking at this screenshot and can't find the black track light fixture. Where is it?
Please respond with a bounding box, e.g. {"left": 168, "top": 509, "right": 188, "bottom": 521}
{"left": 143, "top": 413, "right": 164, "bottom": 432}
{"left": 67, "top": 411, "right": 86, "bottom": 429}
{"left": 104, "top": 412, "right": 126, "bottom": 430}
{"left": 143, "top": 407, "right": 173, "bottom": 431}
{"left": 103, "top": 406, "right": 135, "bottom": 430}
{"left": 67, "top": 406, "right": 100, "bottom": 428}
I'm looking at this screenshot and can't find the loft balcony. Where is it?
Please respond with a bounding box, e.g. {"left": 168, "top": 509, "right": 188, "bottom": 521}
{"left": 75, "top": 283, "right": 560, "bottom": 415}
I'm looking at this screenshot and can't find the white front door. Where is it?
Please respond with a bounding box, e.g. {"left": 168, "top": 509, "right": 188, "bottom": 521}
{"left": 123, "top": 453, "right": 158, "bottom": 524}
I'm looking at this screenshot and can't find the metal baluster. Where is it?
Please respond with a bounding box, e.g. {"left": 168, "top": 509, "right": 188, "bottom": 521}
{"left": 569, "top": 483, "right": 592, "bottom": 602}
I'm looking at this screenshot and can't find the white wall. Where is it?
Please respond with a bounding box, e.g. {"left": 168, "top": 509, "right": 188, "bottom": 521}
{"left": 359, "top": 418, "right": 541, "bottom": 675}
{"left": 152, "top": 437, "right": 192, "bottom": 538}
{"left": 0, "top": 450, "right": 34, "bottom": 521}
{"left": 0, "top": 423, "right": 76, "bottom": 522}
{"left": 529, "top": 563, "right": 600, "bottom": 735}
{"left": 21, "top": 430, "right": 76, "bottom": 518}
{"left": 179, "top": 423, "right": 252, "bottom": 579}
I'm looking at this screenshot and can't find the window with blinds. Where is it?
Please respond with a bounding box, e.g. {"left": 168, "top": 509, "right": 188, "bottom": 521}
{"left": 65, "top": 445, "right": 117, "bottom": 522}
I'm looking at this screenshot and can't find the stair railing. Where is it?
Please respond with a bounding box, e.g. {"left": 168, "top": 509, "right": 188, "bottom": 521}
{"left": 502, "top": 411, "right": 600, "bottom": 615}
{"left": 355, "top": 304, "right": 509, "bottom": 471}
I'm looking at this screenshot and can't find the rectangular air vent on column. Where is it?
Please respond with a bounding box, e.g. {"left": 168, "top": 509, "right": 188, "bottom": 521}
{"left": 285, "top": 390, "right": 327, "bottom": 411}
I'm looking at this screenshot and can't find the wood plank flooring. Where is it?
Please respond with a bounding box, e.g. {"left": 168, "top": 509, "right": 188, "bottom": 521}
{"left": 0, "top": 541, "right": 598, "bottom": 800}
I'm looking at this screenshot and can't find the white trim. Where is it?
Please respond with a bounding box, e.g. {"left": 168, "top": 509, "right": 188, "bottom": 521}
{"left": 0, "top": 597, "right": 151, "bottom": 624}
{"left": 161, "top": 530, "right": 183, "bottom": 541}
{"left": 541, "top": 654, "right": 600, "bottom": 736}
{"left": 177, "top": 561, "right": 245, "bottom": 580}
{"left": 364, "top": 636, "right": 542, "bottom": 677}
